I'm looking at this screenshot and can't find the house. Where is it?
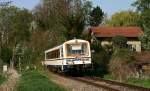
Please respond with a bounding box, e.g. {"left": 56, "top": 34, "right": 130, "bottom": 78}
{"left": 89, "top": 26, "right": 143, "bottom": 52}
{"left": 135, "top": 52, "right": 150, "bottom": 76}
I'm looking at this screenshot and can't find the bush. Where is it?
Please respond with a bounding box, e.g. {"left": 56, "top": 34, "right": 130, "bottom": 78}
{"left": 0, "top": 47, "right": 12, "bottom": 64}
{"left": 90, "top": 40, "right": 112, "bottom": 77}
{"left": 15, "top": 70, "right": 66, "bottom": 91}
{"left": 91, "top": 49, "right": 111, "bottom": 77}
{"left": 112, "top": 35, "right": 127, "bottom": 48}
{"left": 109, "top": 49, "right": 136, "bottom": 81}
{"left": 91, "top": 41, "right": 102, "bottom": 53}
{"left": 0, "top": 75, "right": 6, "bottom": 84}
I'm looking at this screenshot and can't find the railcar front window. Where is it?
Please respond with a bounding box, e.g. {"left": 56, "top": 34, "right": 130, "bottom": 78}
{"left": 67, "top": 43, "right": 88, "bottom": 56}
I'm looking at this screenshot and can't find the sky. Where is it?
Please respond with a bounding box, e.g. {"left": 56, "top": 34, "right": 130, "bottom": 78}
{"left": 92, "top": 0, "right": 136, "bottom": 15}
{"left": 4, "top": 0, "right": 136, "bottom": 16}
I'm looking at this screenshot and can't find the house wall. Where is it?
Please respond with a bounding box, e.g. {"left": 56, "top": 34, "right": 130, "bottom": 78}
{"left": 100, "top": 40, "right": 141, "bottom": 52}
{"left": 127, "top": 41, "right": 141, "bottom": 52}
{"left": 101, "top": 41, "right": 112, "bottom": 46}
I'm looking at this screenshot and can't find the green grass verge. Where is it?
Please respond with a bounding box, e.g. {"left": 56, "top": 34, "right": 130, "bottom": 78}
{"left": 125, "top": 78, "right": 150, "bottom": 88}
{"left": 15, "top": 70, "right": 67, "bottom": 91}
{"left": 104, "top": 75, "right": 150, "bottom": 88}
{"left": 0, "top": 75, "right": 6, "bottom": 85}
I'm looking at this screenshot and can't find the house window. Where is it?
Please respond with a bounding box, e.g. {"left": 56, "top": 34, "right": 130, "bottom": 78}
{"left": 128, "top": 44, "right": 136, "bottom": 51}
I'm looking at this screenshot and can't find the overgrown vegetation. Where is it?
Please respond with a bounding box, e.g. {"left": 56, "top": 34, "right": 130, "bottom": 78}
{"left": 88, "top": 40, "right": 112, "bottom": 77}
{"left": 15, "top": 70, "right": 66, "bottom": 91}
{"left": 0, "top": 75, "right": 6, "bottom": 84}
{"left": 112, "top": 35, "right": 127, "bottom": 49}
{"left": 109, "top": 49, "right": 136, "bottom": 81}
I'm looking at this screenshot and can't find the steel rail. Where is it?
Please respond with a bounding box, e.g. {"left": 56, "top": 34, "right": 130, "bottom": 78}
{"left": 53, "top": 72, "right": 121, "bottom": 91}
{"left": 51, "top": 71, "right": 150, "bottom": 91}
{"left": 91, "top": 77, "right": 150, "bottom": 91}
{"left": 70, "top": 77, "right": 120, "bottom": 91}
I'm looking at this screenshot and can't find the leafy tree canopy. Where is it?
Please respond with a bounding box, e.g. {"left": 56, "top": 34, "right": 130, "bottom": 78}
{"left": 132, "top": 0, "right": 150, "bottom": 28}
{"left": 89, "top": 6, "right": 104, "bottom": 26}
{"left": 132, "top": 0, "right": 150, "bottom": 12}
{"left": 133, "top": 0, "right": 150, "bottom": 50}
{"left": 106, "top": 11, "right": 140, "bottom": 27}
{"left": 0, "top": 2, "right": 32, "bottom": 66}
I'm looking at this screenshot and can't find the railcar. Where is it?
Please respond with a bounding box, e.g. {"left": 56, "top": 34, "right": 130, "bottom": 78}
{"left": 43, "top": 39, "right": 91, "bottom": 71}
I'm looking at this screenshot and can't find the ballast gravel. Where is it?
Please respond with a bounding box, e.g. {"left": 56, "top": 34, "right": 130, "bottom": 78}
{"left": 50, "top": 73, "right": 109, "bottom": 91}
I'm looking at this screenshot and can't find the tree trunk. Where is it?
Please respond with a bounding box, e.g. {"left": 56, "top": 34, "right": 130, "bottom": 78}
{"left": 10, "top": 47, "right": 15, "bottom": 69}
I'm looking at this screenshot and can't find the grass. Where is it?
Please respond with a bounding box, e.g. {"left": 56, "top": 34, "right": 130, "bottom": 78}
{"left": 104, "top": 75, "right": 150, "bottom": 88}
{"left": 0, "top": 75, "right": 6, "bottom": 85}
{"left": 125, "top": 78, "right": 150, "bottom": 88}
{"left": 15, "top": 70, "right": 67, "bottom": 91}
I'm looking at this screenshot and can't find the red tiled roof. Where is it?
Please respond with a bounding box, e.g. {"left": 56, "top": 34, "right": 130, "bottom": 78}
{"left": 90, "top": 26, "right": 143, "bottom": 37}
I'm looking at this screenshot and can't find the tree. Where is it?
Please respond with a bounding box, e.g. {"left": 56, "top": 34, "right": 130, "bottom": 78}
{"left": 82, "top": 0, "right": 92, "bottom": 26}
{"left": 33, "top": 0, "right": 68, "bottom": 41}
{"left": 33, "top": 0, "right": 69, "bottom": 31}
{"left": 60, "top": 0, "right": 92, "bottom": 39}
{"left": 133, "top": 0, "right": 150, "bottom": 50}
{"left": 106, "top": 11, "right": 140, "bottom": 27}
{"left": 132, "top": 0, "right": 150, "bottom": 28}
{"left": 89, "top": 6, "right": 104, "bottom": 26}
{"left": 0, "top": 3, "right": 32, "bottom": 67}
{"left": 139, "top": 26, "right": 150, "bottom": 50}
{"left": 9, "top": 7, "right": 32, "bottom": 68}
{"left": 132, "top": 0, "right": 150, "bottom": 12}
{"left": 61, "top": 14, "right": 85, "bottom": 39}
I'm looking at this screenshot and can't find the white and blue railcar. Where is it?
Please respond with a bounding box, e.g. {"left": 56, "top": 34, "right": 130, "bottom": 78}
{"left": 43, "top": 39, "right": 91, "bottom": 71}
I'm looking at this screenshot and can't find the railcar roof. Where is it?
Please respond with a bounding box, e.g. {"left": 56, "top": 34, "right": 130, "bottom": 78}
{"left": 64, "top": 39, "right": 88, "bottom": 44}
{"left": 45, "top": 45, "right": 63, "bottom": 53}
{"left": 45, "top": 39, "right": 89, "bottom": 53}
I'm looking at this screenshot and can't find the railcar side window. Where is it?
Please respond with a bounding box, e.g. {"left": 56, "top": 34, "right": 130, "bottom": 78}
{"left": 46, "top": 49, "right": 60, "bottom": 59}
{"left": 60, "top": 48, "right": 63, "bottom": 57}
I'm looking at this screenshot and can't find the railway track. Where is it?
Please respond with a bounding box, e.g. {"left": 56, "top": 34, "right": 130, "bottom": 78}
{"left": 72, "top": 77, "right": 150, "bottom": 91}
{"left": 91, "top": 77, "right": 150, "bottom": 91}
{"left": 53, "top": 72, "right": 150, "bottom": 91}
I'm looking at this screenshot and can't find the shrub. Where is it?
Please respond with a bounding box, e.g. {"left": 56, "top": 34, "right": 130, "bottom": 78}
{"left": 0, "top": 47, "right": 12, "bottom": 64}
{"left": 112, "top": 35, "right": 127, "bottom": 49}
{"left": 91, "top": 41, "right": 102, "bottom": 53}
{"left": 90, "top": 41, "right": 112, "bottom": 77}
{"left": 109, "top": 49, "right": 136, "bottom": 81}
{"left": 0, "top": 75, "right": 6, "bottom": 84}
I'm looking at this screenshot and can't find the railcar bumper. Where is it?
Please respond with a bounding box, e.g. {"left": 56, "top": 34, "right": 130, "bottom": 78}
{"left": 66, "top": 59, "right": 91, "bottom": 65}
